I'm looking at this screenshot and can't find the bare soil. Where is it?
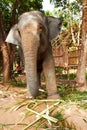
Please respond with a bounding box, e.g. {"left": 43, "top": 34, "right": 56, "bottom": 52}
{"left": 0, "top": 75, "right": 87, "bottom": 130}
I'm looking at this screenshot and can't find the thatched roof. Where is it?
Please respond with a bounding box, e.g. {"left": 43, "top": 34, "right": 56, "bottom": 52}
{"left": 51, "top": 23, "right": 81, "bottom": 47}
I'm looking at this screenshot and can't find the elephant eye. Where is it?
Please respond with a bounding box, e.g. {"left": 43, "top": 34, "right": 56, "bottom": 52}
{"left": 38, "top": 23, "right": 42, "bottom": 32}
{"left": 18, "top": 29, "right": 21, "bottom": 37}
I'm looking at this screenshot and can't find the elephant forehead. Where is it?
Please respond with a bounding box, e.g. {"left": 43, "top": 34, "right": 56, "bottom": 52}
{"left": 18, "top": 13, "right": 44, "bottom": 30}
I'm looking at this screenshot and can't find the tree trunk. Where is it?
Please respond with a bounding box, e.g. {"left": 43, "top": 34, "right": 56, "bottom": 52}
{"left": 12, "top": 0, "right": 20, "bottom": 26}
{"left": 1, "top": 42, "right": 11, "bottom": 82}
{"left": 0, "top": 11, "right": 11, "bottom": 82}
{"left": 10, "top": 0, "right": 20, "bottom": 71}
{"left": 76, "top": 0, "right": 87, "bottom": 90}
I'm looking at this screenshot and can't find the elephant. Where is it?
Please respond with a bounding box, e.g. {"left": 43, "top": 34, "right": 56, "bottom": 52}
{"left": 5, "top": 10, "right": 62, "bottom": 99}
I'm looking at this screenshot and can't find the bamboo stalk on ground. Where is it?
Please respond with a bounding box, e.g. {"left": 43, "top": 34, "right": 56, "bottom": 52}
{"left": 23, "top": 102, "right": 61, "bottom": 130}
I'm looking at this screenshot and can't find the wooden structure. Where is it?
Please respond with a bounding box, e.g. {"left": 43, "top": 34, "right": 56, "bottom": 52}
{"left": 52, "top": 44, "right": 81, "bottom": 69}
{"left": 68, "top": 47, "right": 81, "bottom": 67}
{"left": 52, "top": 44, "right": 68, "bottom": 68}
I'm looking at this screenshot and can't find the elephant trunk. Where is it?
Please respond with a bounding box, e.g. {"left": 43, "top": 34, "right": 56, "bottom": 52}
{"left": 21, "top": 33, "right": 40, "bottom": 98}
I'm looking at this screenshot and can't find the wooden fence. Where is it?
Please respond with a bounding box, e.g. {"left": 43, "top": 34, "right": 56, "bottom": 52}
{"left": 68, "top": 49, "right": 81, "bottom": 67}
{"left": 52, "top": 44, "right": 81, "bottom": 68}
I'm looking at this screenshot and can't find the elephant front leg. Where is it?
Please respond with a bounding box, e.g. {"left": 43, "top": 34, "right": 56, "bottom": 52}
{"left": 43, "top": 53, "right": 60, "bottom": 99}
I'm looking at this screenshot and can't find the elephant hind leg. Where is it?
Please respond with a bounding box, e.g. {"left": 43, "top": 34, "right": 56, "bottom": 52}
{"left": 37, "top": 64, "right": 46, "bottom": 93}
{"left": 43, "top": 52, "right": 60, "bottom": 99}
{"left": 47, "top": 92, "right": 60, "bottom": 99}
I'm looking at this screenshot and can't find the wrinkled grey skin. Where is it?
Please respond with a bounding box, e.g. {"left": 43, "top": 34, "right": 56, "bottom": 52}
{"left": 6, "top": 11, "right": 61, "bottom": 99}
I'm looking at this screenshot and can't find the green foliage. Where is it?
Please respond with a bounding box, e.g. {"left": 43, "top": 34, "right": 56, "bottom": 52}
{"left": 55, "top": 112, "right": 64, "bottom": 121}
{"left": 18, "top": 0, "right": 43, "bottom": 14}
{"left": 0, "top": 0, "right": 14, "bottom": 32}
{"left": 47, "top": 0, "right": 82, "bottom": 30}
{"left": 54, "top": 112, "right": 76, "bottom": 130}
{"left": 0, "top": 0, "right": 43, "bottom": 33}
{"left": 69, "top": 73, "right": 76, "bottom": 80}
{"left": 9, "top": 79, "right": 26, "bottom": 87}
{"left": 60, "top": 1, "right": 81, "bottom": 29}
{"left": 55, "top": 67, "right": 63, "bottom": 74}
{"left": 50, "top": 0, "right": 67, "bottom": 8}
{"left": 58, "top": 73, "right": 76, "bottom": 80}
{"left": 86, "top": 72, "right": 87, "bottom": 79}
{"left": 55, "top": 67, "right": 76, "bottom": 80}
{"left": 58, "top": 83, "right": 87, "bottom": 104}
{"left": 0, "top": 76, "right": 3, "bottom": 81}
{"left": 50, "top": 0, "right": 82, "bottom": 8}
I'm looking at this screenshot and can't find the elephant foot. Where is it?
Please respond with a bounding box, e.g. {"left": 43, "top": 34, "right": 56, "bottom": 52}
{"left": 26, "top": 95, "right": 34, "bottom": 99}
{"left": 47, "top": 92, "right": 61, "bottom": 99}
{"left": 26, "top": 91, "right": 34, "bottom": 99}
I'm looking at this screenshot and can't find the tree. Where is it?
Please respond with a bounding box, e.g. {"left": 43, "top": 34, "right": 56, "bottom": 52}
{"left": 49, "top": 0, "right": 82, "bottom": 29}
{"left": 0, "top": 11, "right": 11, "bottom": 82}
{"left": 9, "top": 0, "right": 20, "bottom": 72}
{"left": 76, "top": 0, "right": 87, "bottom": 90}
{"left": 50, "top": 0, "right": 87, "bottom": 90}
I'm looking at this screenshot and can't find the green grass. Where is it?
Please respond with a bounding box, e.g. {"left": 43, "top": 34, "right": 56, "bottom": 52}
{"left": 9, "top": 79, "right": 26, "bottom": 88}
{"left": 86, "top": 72, "right": 87, "bottom": 79}
{"left": 57, "top": 73, "right": 76, "bottom": 80}
{"left": 58, "top": 83, "right": 87, "bottom": 101}
{"left": 57, "top": 82, "right": 87, "bottom": 110}
{"left": 54, "top": 112, "right": 76, "bottom": 130}
{"left": 0, "top": 76, "right": 3, "bottom": 81}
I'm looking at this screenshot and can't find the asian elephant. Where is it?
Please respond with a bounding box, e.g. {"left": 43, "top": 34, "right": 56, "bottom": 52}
{"left": 6, "top": 11, "right": 62, "bottom": 99}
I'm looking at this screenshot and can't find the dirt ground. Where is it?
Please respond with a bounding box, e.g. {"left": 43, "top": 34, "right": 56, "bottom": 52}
{"left": 0, "top": 76, "right": 87, "bottom": 130}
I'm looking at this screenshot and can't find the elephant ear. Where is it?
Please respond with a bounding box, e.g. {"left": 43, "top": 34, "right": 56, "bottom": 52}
{"left": 5, "top": 24, "right": 21, "bottom": 45}
{"left": 47, "top": 16, "right": 62, "bottom": 41}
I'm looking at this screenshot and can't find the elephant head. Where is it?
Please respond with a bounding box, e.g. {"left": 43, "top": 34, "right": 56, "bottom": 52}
{"left": 6, "top": 11, "right": 62, "bottom": 99}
